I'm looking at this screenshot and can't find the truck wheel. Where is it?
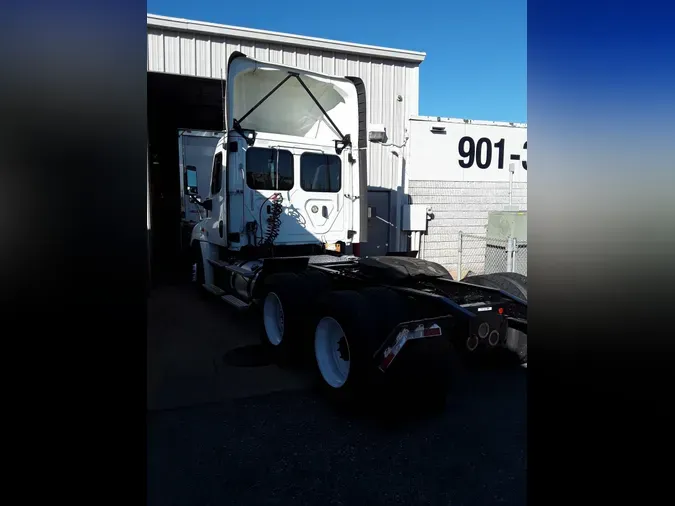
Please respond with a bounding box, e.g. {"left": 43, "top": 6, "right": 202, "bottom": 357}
{"left": 260, "top": 270, "right": 332, "bottom": 366}
{"left": 260, "top": 272, "right": 302, "bottom": 365}
{"left": 313, "top": 290, "right": 379, "bottom": 407}
{"left": 497, "top": 272, "right": 528, "bottom": 288}
{"left": 358, "top": 285, "right": 420, "bottom": 331}
{"left": 464, "top": 273, "right": 527, "bottom": 301}
{"left": 296, "top": 270, "right": 332, "bottom": 296}
{"left": 491, "top": 272, "right": 527, "bottom": 300}
{"left": 313, "top": 288, "right": 449, "bottom": 411}
{"left": 359, "top": 287, "right": 411, "bottom": 334}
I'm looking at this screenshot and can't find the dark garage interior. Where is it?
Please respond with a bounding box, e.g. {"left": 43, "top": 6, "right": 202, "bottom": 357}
{"left": 147, "top": 72, "right": 225, "bottom": 285}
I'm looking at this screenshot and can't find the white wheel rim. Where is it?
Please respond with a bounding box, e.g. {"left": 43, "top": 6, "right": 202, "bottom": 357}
{"left": 315, "top": 317, "right": 351, "bottom": 388}
{"left": 263, "top": 292, "right": 284, "bottom": 346}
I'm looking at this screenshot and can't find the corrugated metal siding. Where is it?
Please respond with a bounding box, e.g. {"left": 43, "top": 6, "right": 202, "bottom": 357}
{"left": 148, "top": 27, "right": 419, "bottom": 191}
{"left": 408, "top": 180, "right": 528, "bottom": 275}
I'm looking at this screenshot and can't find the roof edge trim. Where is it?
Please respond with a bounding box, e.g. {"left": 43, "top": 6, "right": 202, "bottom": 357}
{"left": 148, "top": 14, "right": 426, "bottom": 64}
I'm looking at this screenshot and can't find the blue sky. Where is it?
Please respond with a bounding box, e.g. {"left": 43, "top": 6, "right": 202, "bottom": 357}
{"left": 147, "top": 0, "right": 526, "bottom": 123}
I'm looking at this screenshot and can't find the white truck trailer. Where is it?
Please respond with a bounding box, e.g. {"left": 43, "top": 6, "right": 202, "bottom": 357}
{"left": 189, "top": 53, "right": 528, "bottom": 408}
{"left": 178, "top": 129, "right": 224, "bottom": 264}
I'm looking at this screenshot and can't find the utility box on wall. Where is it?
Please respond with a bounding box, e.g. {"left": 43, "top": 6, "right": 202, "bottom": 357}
{"left": 401, "top": 204, "right": 428, "bottom": 231}
{"left": 486, "top": 211, "right": 527, "bottom": 244}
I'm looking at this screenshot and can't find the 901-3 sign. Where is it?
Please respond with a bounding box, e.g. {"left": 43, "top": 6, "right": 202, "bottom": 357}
{"left": 458, "top": 136, "right": 527, "bottom": 171}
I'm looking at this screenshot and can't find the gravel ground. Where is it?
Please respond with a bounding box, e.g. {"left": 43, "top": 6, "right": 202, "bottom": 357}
{"left": 148, "top": 365, "right": 526, "bottom": 506}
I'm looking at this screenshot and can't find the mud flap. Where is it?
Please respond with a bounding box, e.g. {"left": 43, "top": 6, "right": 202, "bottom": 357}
{"left": 505, "top": 317, "right": 528, "bottom": 363}
{"left": 374, "top": 316, "right": 453, "bottom": 373}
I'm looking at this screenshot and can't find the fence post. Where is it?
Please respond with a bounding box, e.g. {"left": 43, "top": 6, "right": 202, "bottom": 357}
{"left": 457, "top": 231, "right": 463, "bottom": 280}
{"left": 506, "top": 236, "right": 514, "bottom": 273}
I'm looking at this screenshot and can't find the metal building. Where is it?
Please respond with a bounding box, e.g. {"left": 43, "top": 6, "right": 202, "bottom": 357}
{"left": 146, "top": 14, "right": 425, "bottom": 278}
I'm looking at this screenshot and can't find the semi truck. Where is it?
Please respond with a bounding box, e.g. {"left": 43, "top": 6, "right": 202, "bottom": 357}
{"left": 189, "top": 52, "right": 528, "bottom": 407}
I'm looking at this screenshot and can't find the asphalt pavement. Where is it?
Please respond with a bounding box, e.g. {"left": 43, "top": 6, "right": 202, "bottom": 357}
{"left": 147, "top": 282, "right": 526, "bottom": 506}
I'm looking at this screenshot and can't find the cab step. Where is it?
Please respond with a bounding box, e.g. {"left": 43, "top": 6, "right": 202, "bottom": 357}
{"left": 202, "top": 283, "right": 225, "bottom": 296}
{"left": 207, "top": 259, "right": 255, "bottom": 278}
{"left": 221, "top": 294, "right": 250, "bottom": 310}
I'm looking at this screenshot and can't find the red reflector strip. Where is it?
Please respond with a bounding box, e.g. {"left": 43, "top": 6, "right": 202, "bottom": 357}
{"left": 380, "top": 353, "right": 395, "bottom": 372}
{"left": 378, "top": 324, "right": 443, "bottom": 372}
{"left": 379, "top": 330, "right": 408, "bottom": 371}
{"left": 423, "top": 326, "right": 442, "bottom": 337}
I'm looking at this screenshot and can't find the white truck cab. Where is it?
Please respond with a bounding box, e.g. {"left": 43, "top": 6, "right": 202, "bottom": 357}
{"left": 192, "top": 53, "right": 367, "bottom": 254}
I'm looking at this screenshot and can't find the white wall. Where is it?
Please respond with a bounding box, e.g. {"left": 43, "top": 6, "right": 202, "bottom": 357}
{"left": 406, "top": 117, "right": 527, "bottom": 275}
{"left": 407, "top": 116, "right": 527, "bottom": 183}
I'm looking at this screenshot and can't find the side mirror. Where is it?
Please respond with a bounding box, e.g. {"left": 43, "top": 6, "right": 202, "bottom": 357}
{"left": 184, "top": 165, "right": 198, "bottom": 195}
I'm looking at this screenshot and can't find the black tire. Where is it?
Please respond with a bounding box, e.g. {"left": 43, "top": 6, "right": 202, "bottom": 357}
{"left": 289, "top": 270, "right": 333, "bottom": 363}
{"left": 359, "top": 287, "right": 412, "bottom": 335}
{"left": 491, "top": 272, "right": 527, "bottom": 300}
{"left": 259, "top": 272, "right": 302, "bottom": 365}
{"left": 498, "top": 272, "right": 528, "bottom": 288}
{"left": 314, "top": 288, "right": 450, "bottom": 412}
{"left": 464, "top": 272, "right": 527, "bottom": 301}
{"left": 259, "top": 270, "right": 333, "bottom": 367}
{"left": 312, "top": 290, "right": 381, "bottom": 407}
{"left": 296, "top": 270, "right": 333, "bottom": 297}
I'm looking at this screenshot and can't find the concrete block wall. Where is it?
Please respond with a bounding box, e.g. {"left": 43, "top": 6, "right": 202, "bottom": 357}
{"left": 408, "top": 180, "right": 527, "bottom": 278}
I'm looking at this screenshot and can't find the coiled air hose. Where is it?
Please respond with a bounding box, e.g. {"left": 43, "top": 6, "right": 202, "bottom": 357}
{"left": 260, "top": 193, "right": 283, "bottom": 245}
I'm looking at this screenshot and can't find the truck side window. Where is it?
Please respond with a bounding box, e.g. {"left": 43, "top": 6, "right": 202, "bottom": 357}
{"left": 210, "top": 152, "right": 223, "bottom": 195}
{"left": 300, "top": 153, "right": 341, "bottom": 193}
{"left": 246, "top": 148, "right": 294, "bottom": 191}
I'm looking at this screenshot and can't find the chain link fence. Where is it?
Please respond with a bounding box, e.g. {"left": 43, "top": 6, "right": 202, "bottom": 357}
{"left": 457, "top": 232, "right": 527, "bottom": 279}
{"left": 512, "top": 239, "right": 528, "bottom": 276}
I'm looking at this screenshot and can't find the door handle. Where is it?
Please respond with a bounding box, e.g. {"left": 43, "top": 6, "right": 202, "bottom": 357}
{"left": 322, "top": 206, "right": 328, "bottom": 218}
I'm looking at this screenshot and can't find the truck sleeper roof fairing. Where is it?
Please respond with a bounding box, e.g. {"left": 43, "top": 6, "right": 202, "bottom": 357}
{"left": 226, "top": 52, "right": 360, "bottom": 155}
{"left": 226, "top": 51, "right": 369, "bottom": 243}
